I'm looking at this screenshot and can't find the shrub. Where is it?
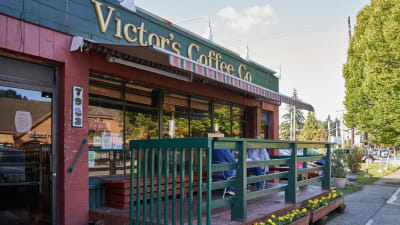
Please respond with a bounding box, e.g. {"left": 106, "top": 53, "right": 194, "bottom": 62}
{"left": 332, "top": 150, "right": 346, "bottom": 178}
{"left": 347, "top": 149, "right": 362, "bottom": 173}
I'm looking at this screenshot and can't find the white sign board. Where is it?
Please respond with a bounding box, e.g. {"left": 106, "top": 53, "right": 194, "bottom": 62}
{"left": 88, "top": 151, "right": 95, "bottom": 167}
{"left": 101, "top": 132, "right": 112, "bottom": 149}
{"left": 111, "top": 133, "right": 123, "bottom": 149}
{"left": 72, "top": 86, "right": 83, "bottom": 127}
{"left": 93, "top": 136, "right": 102, "bottom": 147}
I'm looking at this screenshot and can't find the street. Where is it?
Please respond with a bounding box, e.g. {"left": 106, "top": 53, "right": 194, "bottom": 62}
{"left": 327, "top": 168, "right": 400, "bottom": 225}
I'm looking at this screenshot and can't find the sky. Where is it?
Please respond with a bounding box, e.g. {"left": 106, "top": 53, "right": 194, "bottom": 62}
{"left": 134, "top": 0, "right": 370, "bottom": 121}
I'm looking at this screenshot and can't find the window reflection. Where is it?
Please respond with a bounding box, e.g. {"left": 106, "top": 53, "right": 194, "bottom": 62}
{"left": 0, "top": 86, "right": 53, "bottom": 224}
{"left": 87, "top": 75, "right": 249, "bottom": 177}
{"left": 214, "top": 103, "right": 230, "bottom": 118}
{"left": 163, "top": 93, "right": 189, "bottom": 138}
{"left": 88, "top": 79, "right": 124, "bottom": 176}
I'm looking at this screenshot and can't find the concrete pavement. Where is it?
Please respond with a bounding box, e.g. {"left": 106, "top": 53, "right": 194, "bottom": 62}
{"left": 326, "top": 169, "right": 400, "bottom": 225}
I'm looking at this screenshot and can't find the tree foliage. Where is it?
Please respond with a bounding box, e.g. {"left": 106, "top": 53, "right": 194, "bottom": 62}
{"left": 297, "top": 112, "right": 328, "bottom": 142}
{"left": 343, "top": 0, "right": 400, "bottom": 147}
{"left": 279, "top": 89, "right": 305, "bottom": 140}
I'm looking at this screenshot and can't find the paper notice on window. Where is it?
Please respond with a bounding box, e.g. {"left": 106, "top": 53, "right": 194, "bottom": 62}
{"left": 88, "top": 151, "right": 95, "bottom": 167}
{"left": 93, "top": 136, "right": 102, "bottom": 147}
{"left": 101, "top": 132, "right": 112, "bottom": 149}
{"left": 112, "top": 133, "right": 123, "bottom": 149}
{"left": 15, "top": 111, "right": 32, "bottom": 133}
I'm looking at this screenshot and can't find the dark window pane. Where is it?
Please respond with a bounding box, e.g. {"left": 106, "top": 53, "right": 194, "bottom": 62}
{"left": 190, "top": 116, "right": 211, "bottom": 137}
{"left": 125, "top": 105, "right": 159, "bottom": 140}
{"left": 191, "top": 97, "right": 210, "bottom": 116}
{"left": 232, "top": 120, "right": 246, "bottom": 138}
{"left": 126, "top": 83, "right": 154, "bottom": 106}
{"left": 213, "top": 118, "right": 231, "bottom": 137}
{"left": 163, "top": 111, "right": 189, "bottom": 138}
{"left": 214, "top": 103, "right": 230, "bottom": 118}
{"left": 232, "top": 106, "right": 245, "bottom": 120}
{"left": 163, "top": 92, "right": 189, "bottom": 138}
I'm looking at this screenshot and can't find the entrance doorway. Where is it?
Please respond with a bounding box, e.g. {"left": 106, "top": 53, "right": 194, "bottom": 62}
{"left": 0, "top": 86, "right": 53, "bottom": 225}
{"left": 0, "top": 55, "right": 57, "bottom": 225}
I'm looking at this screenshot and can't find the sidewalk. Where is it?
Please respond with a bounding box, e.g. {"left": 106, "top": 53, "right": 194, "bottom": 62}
{"left": 326, "top": 169, "right": 400, "bottom": 225}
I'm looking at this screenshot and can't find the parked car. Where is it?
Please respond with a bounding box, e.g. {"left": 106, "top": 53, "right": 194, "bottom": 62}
{"left": 381, "top": 149, "right": 389, "bottom": 157}
{"left": 362, "top": 152, "right": 376, "bottom": 163}
{"left": 278, "top": 148, "right": 324, "bottom": 178}
{"left": 0, "top": 147, "right": 39, "bottom": 208}
{"left": 0, "top": 147, "right": 26, "bottom": 183}
{"left": 371, "top": 149, "right": 379, "bottom": 155}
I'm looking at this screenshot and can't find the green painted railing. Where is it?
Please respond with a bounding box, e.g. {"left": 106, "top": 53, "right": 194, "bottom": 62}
{"left": 126, "top": 137, "right": 332, "bottom": 224}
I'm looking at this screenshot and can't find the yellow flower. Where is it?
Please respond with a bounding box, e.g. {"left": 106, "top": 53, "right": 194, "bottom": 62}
{"left": 271, "top": 223, "right": 276, "bottom": 225}
{"left": 260, "top": 223, "right": 265, "bottom": 225}
{"left": 271, "top": 215, "right": 275, "bottom": 219}
{"left": 268, "top": 219, "right": 273, "bottom": 224}
{"left": 302, "top": 208, "right": 307, "bottom": 213}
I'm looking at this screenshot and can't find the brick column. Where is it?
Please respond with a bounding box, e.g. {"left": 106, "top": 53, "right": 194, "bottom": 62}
{"left": 247, "top": 106, "right": 261, "bottom": 138}
{"left": 58, "top": 51, "right": 90, "bottom": 225}
{"left": 261, "top": 102, "right": 280, "bottom": 183}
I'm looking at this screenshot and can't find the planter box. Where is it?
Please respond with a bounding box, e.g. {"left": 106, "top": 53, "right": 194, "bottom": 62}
{"left": 289, "top": 215, "right": 309, "bottom": 225}
{"left": 253, "top": 216, "right": 309, "bottom": 225}
{"left": 310, "top": 196, "right": 345, "bottom": 223}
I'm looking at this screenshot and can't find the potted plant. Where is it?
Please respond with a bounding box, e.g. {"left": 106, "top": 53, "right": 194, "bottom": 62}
{"left": 346, "top": 148, "right": 362, "bottom": 181}
{"left": 332, "top": 149, "right": 347, "bottom": 188}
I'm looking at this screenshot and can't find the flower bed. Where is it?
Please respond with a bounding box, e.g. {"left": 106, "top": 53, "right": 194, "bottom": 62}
{"left": 306, "top": 190, "right": 345, "bottom": 223}
{"left": 254, "top": 208, "right": 309, "bottom": 225}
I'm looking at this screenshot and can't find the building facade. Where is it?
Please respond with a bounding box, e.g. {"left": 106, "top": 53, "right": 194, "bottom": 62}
{"left": 0, "top": 1, "right": 313, "bottom": 224}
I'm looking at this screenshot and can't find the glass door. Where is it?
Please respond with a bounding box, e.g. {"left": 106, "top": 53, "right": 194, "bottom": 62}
{"left": 0, "top": 85, "right": 53, "bottom": 225}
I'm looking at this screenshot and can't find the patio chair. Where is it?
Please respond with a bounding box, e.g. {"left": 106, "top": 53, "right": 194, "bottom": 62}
{"left": 212, "top": 160, "right": 236, "bottom": 198}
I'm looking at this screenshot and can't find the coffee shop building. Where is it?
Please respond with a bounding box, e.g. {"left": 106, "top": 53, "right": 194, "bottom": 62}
{"left": 0, "top": 0, "right": 315, "bottom": 224}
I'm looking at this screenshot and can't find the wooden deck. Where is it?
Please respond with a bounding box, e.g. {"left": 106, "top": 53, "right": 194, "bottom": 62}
{"left": 89, "top": 184, "right": 332, "bottom": 225}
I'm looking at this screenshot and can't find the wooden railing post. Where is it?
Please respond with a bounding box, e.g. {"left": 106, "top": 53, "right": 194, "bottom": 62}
{"left": 302, "top": 148, "right": 307, "bottom": 181}
{"left": 285, "top": 142, "right": 297, "bottom": 204}
{"left": 322, "top": 144, "right": 331, "bottom": 190}
{"left": 231, "top": 141, "right": 247, "bottom": 221}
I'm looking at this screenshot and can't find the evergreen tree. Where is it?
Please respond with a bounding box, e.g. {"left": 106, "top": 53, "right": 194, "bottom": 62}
{"left": 279, "top": 89, "right": 305, "bottom": 140}
{"left": 343, "top": 0, "right": 400, "bottom": 147}
{"left": 298, "top": 112, "right": 328, "bottom": 142}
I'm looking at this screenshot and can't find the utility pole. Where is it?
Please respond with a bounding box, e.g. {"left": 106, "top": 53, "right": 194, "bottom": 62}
{"left": 347, "top": 16, "right": 355, "bottom": 148}
{"left": 290, "top": 107, "right": 293, "bottom": 140}
{"left": 364, "top": 132, "right": 370, "bottom": 178}
{"left": 293, "top": 104, "right": 296, "bottom": 141}
{"left": 348, "top": 16, "right": 352, "bottom": 39}
{"left": 327, "top": 117, "right": 331, "bottom": 142}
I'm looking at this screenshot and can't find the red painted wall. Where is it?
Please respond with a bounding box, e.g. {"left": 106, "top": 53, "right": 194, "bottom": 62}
{"left": 0, "top": 14, "right": 90, "bottom": 225}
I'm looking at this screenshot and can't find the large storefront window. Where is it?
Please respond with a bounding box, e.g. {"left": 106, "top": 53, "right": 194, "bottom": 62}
{"left": 88, "top": 77, "right": 125, "bottom": 176}
{"left": 88, "top": 75, "right": 247, "bottom": 176}
{"left": 125, "top": 83, "right": 158, "bottom": 140}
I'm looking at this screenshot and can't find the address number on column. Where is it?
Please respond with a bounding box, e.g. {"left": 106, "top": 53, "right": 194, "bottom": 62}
{"left": 72, "top": 86, "right": 83, "bottom": 128}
